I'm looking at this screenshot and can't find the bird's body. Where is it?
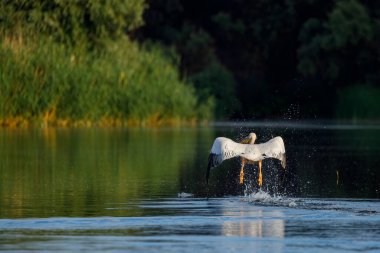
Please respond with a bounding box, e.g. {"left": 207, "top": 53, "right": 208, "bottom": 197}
{"left": 206, "top": 133, "right": 286, "bottom": 186}
{"left": 240, "top": 137, "right": 286, "bottom": 164}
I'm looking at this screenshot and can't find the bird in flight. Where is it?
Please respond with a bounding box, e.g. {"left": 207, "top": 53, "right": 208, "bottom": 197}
{"left": 206, "top": 133, "right": 286, "bottom": 187}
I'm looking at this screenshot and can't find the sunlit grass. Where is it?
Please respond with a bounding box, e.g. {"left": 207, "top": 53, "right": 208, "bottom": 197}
{"left": 0, "top": 33, "right": 212, "bottom": 127}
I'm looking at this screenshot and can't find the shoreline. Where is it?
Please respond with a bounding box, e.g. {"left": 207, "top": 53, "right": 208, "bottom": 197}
{"left": 1, "top": 117, "right": 379, "bottom": 129}
{"left": 0, "top": 117, "right": 200, "bottom": 128}
{"left": 211, "top": 120, "right": 380, "bottom": 130}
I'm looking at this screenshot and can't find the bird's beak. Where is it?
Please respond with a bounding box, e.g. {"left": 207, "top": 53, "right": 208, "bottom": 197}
{"left": 239, "top": 136, "right": 251, "bottom": 144}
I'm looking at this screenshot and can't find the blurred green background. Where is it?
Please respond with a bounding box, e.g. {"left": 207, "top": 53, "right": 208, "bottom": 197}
{"left": 1, "top": 0, "right": 380, "bottom": 126}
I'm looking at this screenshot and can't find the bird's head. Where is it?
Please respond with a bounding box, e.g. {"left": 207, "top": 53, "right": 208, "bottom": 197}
{"left": 248, "top": 133, "right": 257, "bottom": 143}
{"left": 240, "top": 132, "right": 257, "bottom": 144}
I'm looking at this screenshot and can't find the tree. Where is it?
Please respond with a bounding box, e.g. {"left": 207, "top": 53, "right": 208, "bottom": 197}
{"left": 298, "top": 0, "right": 374, "bottom": 85}
{"left": 138, "top": 0, "right": 241, "bottom": 119}
{"left": 0, "top": 0, "right": 146, "bottom": 47}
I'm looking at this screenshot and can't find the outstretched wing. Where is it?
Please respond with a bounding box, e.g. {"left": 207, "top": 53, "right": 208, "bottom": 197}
{"left": 206, "top": 137, "right": 242, "bottom": 184}
{"left": 256, "top": 136, "right": 286, "bottom": 168}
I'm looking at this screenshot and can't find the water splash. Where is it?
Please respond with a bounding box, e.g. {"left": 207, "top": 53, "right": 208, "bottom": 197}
{"left": 177, "top": 192, "right": 194, "bottom": 198}
{"left": 244, "top": 190, "right": 298, "bottom": 207}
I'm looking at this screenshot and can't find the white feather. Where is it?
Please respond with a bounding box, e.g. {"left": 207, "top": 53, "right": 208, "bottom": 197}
{"left": 206, "top": 135, "right": 286, "bottom": 183}
{"left": 209, "top": 136, "right": 285, "bottom": 166}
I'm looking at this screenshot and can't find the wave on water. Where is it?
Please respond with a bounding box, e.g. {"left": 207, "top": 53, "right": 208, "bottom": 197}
{"left": 176, "top": 190, "right": 379, "bottom": 216}
{"left": 244, "top": 190, "right": 298, "bottom": 207}
{"left": 243, "top": 191, "right": 380, "bottom": 216}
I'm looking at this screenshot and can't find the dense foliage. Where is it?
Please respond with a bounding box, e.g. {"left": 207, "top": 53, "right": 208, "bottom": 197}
{"left": 138, "top": 0, "right": 380, "bottom": 120}
{"left": 1, "top": 0, "right": 379, "bottom": 126}
{"left": 0, "top": 0, "right": 210, "bottom": 127}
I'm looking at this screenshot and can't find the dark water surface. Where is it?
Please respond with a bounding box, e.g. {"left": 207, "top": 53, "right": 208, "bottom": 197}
{"left": 1, "top": 124, "right": 380, "bottom": 252}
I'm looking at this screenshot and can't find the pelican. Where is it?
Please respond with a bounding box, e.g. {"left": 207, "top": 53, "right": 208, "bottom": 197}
{"left": 206, "top": 133, "right": 286, "bottom": 187}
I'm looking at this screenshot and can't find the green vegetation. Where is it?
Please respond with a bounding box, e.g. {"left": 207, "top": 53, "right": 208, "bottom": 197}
{"left": 0, "top": 35, "right": 203, "bottom": 126}
{"left": 0, "top": 0, "right": 212, "bottom": 127}
{"left": 1, "top": 0, "right": 380, "bottom": 126}
{"left": 141, "top": 0, "right": 380, "bottom": 120}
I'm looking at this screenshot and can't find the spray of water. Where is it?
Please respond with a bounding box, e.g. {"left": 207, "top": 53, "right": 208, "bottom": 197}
{"left": 243, "top": 188, "right": 298, "bottom": 207}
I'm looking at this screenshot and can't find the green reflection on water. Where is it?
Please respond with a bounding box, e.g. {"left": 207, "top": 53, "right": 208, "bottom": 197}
{"left": 1, "top": 126, "right": 379, "bottom": 219}
{"left": 0, "top": 128, "right": 213, "bottom": 218}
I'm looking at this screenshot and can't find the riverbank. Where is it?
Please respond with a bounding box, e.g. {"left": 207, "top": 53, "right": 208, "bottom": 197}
{"left": 0, "top": 116, "right": 201, "bottom": 128}
{"left": 2, "top": 118, "right": 380, "bottom": 129}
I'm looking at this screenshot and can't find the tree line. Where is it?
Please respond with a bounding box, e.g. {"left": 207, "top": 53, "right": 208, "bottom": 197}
{"left": 0, "top": 0, "right": 210, "bottom": 127}
{"left": 1, "top": 0, "right": 379, "bottom": 126}
{"left": 138, "top": 0, "right": 380, "bottom": 120}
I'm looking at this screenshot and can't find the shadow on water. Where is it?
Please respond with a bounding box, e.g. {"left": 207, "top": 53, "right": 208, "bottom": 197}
{"left": 0, "top": 122, "right": 379, "bottom": 218}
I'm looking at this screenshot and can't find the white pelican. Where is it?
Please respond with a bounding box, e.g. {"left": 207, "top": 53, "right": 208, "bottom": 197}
{"left": 206, "top": 133, "right": 286, "bottom": 187}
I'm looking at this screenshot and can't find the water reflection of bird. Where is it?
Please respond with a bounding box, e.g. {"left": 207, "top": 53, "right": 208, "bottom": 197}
{"left": 206, "top": 133, "right": 286, "bottom": 187}
{"left": 221, "top": 210, "right": 285, "bottom": 238}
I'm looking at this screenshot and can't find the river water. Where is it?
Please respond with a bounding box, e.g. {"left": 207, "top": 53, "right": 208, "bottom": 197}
{"left": 0, "top": 123, "right": 379, "bottom": 252}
